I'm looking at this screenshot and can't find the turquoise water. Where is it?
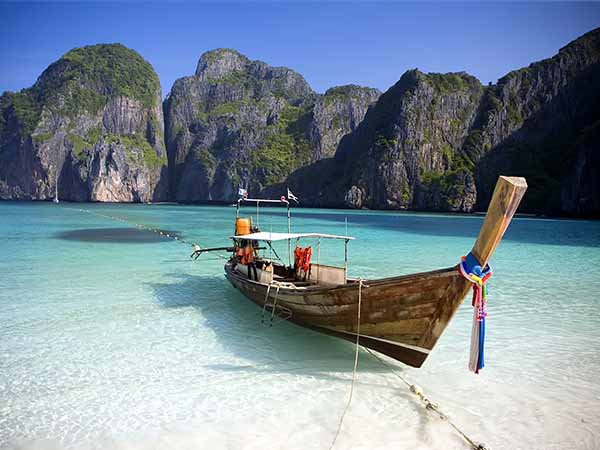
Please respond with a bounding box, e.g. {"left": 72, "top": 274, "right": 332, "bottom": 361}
{"left": 1, "top": 202, "right": 599, "bottom": 450}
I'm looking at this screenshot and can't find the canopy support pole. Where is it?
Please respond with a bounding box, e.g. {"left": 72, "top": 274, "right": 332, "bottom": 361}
{"left": 287, "top": 203, "right": 291, "bottom": 267}
{"left": 317, "top": 237, "right": 321, "bottom": 283}
{"left": 235, "top": 200, "right": 241, "bottom": 235}
{"left": 344, "top": 239, "right": 348, "bottom": 283}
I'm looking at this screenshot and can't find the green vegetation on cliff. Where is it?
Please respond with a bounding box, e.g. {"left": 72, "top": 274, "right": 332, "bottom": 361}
{"left": 1, "top": 44, "right": 160, "bottom": 139}
{"left": 426, "top": 73, "right": 467, "bottom": 93}
{"left": 106, "top": 133, "right": 166, "bottom": 169}
{"left": 0, "top": 91, "right": 42, "bottom": 137}
{"left": 66, "top": 127, "right": 103, "bottom": 161}
{"left": 250, "top": 104, "right": 313, "bottom": 186}
{"left": 322, "top": 85, "right": 376, "bottom": 106}
{"left": 67, "top": 133, "right": 91, "bottom": 160}
{"left": 50, "top": 44, "right": 160, "bottom": 110}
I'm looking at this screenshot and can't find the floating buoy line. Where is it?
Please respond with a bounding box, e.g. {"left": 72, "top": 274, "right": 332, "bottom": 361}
{"left": 65, "top": 206, "right": 488, "bottom": 450}
{"left": 65, "top": 207, "right": 229, "bottom": 260}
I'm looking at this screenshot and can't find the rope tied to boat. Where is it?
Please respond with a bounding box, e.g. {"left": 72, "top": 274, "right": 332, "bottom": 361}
{"left": 329, "top": 277, "right": 490, "bottom": 450}
{"left": 366, "top": 348, "right": 490, "bottom": 450}
{"left": 328, "top": 278, "right": 366, "bottom": 450}
{"left": 458, "top": 252, "right": 492, "bottom": 374}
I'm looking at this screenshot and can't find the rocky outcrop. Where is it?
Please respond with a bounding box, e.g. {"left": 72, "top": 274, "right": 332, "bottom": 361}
{"left": 283, "top": 70, "right": 483, "bottom": 211}
{"left": 473, "top": 27, "right": 600, "bottom": 215}
{"left": 1, "top": 28, "right": 598, "bottom": 216}
{"left": 0, "top": 44, "right": 168, "bottom": 202}
{"left": 164, "top": 49, "right": 315, "bottom": 202}
{"left": 560, "top": 121, "right": 600, "bottom": 216}
{"left": 281, "top": 27, "right": 600, "bottom": 216}
{"left": 164, "top": 49, "right": 379, "bottom": 202}
{"left": 309, "top": 85, "right": 380, "bottom": 160}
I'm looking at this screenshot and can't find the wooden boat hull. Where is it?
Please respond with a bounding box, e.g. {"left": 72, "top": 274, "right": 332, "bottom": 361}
{"left": 225, "top": 262, "right": 471, "bottom": 367}
{"left": 221, "top": 176, "right": 528, "bottom": 368}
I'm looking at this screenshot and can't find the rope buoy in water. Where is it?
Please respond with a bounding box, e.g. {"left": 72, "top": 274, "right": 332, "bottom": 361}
{"left": 64, "top": 207, "right": 210, "bottom": 251}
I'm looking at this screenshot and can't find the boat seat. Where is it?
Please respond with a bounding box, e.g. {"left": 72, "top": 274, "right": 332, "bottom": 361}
{"left": 275, "top": 277, "right": 296, "bottom": 283}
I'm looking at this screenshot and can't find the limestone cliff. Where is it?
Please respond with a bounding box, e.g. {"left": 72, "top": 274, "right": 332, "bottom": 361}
{"left": 164, "top": 49, "right": 379, "bottom": 202}
{"left": 309, "top": 85, "right": 381, "bottom": 161}
{"left": 164, "top": 49, "right": 315, "bottom": 202}
{"left": 473, "top": 27, "right": 600, "bottom": 216}
{"left": 282, "top": 27, "right": 600, "bottom": 216}
{"left": 0, "top": 44, "right": 168, "bottom": 202}
{"left": 283, "top": 71, "right": 483, "bottom": 211}
{"left": 1, "top": 28, "right": 598, "bottom": 216}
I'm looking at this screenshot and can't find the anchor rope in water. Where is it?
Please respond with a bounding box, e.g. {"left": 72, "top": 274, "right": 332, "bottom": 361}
{"left": 364, "top": 348, "right": 489, "bottom": 450}
{"left": 328, "top": 278, "right": 364, "bottom": 450}
{"left": 328, "top": 277, "right": 488, "bottom": 450}
{"left": 64, "top": 207, "right": 230, "bottom": 260}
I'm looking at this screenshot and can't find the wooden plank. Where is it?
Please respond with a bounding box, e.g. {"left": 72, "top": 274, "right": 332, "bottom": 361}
{"left": 340, "top": 318, "right": 430, "bottom": 336}
{"left": 471, "top": 176, "right": 527, "bottom": 267}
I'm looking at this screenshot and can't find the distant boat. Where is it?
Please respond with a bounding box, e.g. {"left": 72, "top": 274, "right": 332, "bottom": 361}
{"left": 53, "top": 182, "right": 59, "bottom": 204}
{"left": 53, "top": 165, "right": 59, "bottom": 203}
{"left": 196, "top": 176, "right": 527, "bottom": 368}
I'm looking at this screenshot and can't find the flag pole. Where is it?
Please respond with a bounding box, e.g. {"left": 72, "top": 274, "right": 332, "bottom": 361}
{"left": 287, "top": 201, "right": 291, "bottom": 267}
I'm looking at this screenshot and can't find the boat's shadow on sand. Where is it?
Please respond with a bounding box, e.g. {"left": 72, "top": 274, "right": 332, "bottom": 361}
{"left": 148, "top": 272, "right": 438, "bottom": 429}
{"left": 148, "top": 272, "right": 404, "bottom": 378}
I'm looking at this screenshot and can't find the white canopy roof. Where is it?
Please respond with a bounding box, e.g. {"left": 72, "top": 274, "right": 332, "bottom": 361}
{"left": 231, "top": 232, "right": 354, "bottom": 242}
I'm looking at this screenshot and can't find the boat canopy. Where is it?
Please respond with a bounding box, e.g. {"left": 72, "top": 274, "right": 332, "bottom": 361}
{"left": 231, "top": 232, "right": 355, "bottom": 242}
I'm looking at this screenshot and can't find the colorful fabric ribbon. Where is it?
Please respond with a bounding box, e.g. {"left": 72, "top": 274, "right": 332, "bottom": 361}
{"left": 459, "top": 252, "right": 492, "bottom": 374}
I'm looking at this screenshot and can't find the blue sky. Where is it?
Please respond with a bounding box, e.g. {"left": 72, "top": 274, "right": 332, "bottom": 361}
{"left": 1, "top": 2, "right": 599, "bottom": 96}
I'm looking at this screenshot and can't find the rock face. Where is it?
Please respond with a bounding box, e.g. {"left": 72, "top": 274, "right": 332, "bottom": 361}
{"left": 560, "top": 122, "right": 600, "bottom": 215}
{"left": 309, "top": 85, "right": 381, "bottom": 160}
{"left": 1, "top": 28, "right": 598, "bottom": 216}
{"left": 341, "top": 70, "right": 483, "bottom": 211}
{"left": 284, "top": 70, "right": 483, "bottom": 211}
{"left": 164, "top": 49, "right": 379, "bottom": 202}
{"left": 0, "top": 44, "right": 168, "bottom": 202}
{"left": 473, "top": 28, "right": 600, "bottom": 216}
{"left": 164, "top": 49, "right": 314, "bottom": 202}
{"left": 282, "top": 27, "right": 600, "bottom": 216}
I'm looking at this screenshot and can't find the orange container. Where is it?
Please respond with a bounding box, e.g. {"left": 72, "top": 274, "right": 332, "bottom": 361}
{"left": 235, "top": 217, "right": 251, "bottom": 236}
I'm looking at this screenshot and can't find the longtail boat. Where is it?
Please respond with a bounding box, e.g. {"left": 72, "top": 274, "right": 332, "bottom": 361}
{"left": 196, "top": 176, "right": 527, "bottom": 368}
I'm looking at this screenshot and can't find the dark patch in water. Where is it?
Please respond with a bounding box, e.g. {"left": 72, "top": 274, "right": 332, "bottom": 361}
{"left": 56, "top": 227, "right": 179, "bottom": 243}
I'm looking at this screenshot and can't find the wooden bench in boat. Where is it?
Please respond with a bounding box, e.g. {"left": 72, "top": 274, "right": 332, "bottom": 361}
{"left": 235, "top": 261, "right": 347, "bottom": 289}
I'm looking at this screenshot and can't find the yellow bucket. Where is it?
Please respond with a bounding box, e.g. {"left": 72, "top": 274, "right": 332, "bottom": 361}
{"left": 235, "top": 217, "right": 251, "bottom": 236}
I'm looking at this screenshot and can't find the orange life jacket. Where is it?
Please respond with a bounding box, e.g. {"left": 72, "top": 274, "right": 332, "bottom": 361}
{"left": 294, "top": 246, "right": 312, "bottom": 273}
{"left": 236, "top": 245, "right": 255, "bottom": 265}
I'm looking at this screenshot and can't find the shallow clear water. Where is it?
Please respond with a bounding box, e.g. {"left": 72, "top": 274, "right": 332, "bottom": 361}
{"left": 1, "top": 202, "right": 599, "bottom": 450}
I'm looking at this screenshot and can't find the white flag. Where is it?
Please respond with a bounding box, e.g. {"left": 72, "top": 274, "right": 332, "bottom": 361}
{"left": 287, "top": 188, "right": 298, "bottom": 203}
